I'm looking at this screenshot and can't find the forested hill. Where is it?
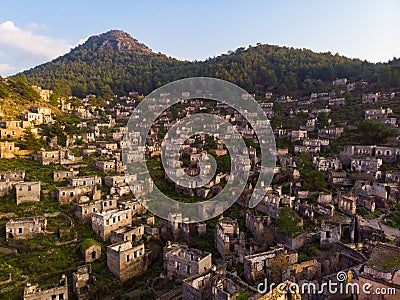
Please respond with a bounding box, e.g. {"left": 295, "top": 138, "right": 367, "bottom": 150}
{"left": 22, "top": 30, "right": 400, "bottom": 98}
{"left": 0, "top": 74, "right": 60, "bottom": 119}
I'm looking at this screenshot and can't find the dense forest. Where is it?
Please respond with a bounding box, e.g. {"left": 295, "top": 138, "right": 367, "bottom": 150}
{"left": 22, "top": 30, "right": 400, "bottom": 98}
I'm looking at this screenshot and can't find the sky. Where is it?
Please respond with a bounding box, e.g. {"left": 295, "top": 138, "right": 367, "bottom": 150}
{"left": 0, "top": 0, "right": 399, "bottom": 77}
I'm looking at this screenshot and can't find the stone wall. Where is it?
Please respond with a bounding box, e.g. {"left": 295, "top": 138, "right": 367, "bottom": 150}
{"left": 164, "top": 243, "right": 212, "bottom": 281}
{"left": 6, "top": 216, "right": 47, "bottom": 241}
{"left": 0, "top": 170, "right": 25, "bottom": 181}
{"left": 73, "top": 265, "right": 91, "bottom": 300}
{"left": 91, "top": 208, "right": 132, "bottom": 241}
{"left": 82, "top": 244, "right": 101, "bottom": 263}
{"left": 15, "top": 181, "right": 41, "bottom": 205}
{"left": 244, "top": 247, "right": 298, "bottom": 283}
{"left": 23, "top": 275, "right": 68, "bottom": 300}
{"left": 110, "top": 225, "right": 144, "bottom": 244}
{"left": 107, "top": 242, "right": 148, "bottom": 282}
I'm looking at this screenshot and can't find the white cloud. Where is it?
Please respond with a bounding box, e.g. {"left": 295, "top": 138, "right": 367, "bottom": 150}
{"left": 25, "top": 22, "right": 49, "bottom": 32}
{"left": 0, "top": 21, "right": 73, "bottom": 59}
{"left": 77, "top": 37, "right": 89, "bottom": 45}
{"left": 0, "top": 63, "right": 16, "bottom": 75}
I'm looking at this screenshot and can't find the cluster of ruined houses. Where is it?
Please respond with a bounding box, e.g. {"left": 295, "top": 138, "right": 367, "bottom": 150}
{"left": 22, "top": 264, "right": 98, "bottom": 300}
{"left": 0, "top": 106, "right": 53, "bottom": 158}
{"left": 0, "top": 170, "right": 41, "bottom": 206}
{"left": 3, "top": 81, "right": 400, "bottom": 300}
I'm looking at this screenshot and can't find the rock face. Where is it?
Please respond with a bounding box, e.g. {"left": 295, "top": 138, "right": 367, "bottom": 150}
{"left": 85, "top": 30, "right": 151, "bottom": 52}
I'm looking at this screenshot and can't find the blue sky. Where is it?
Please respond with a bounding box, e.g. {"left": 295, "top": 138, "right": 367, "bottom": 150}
{"left": 0, "top": 0, "right": 399, "bottom": 76}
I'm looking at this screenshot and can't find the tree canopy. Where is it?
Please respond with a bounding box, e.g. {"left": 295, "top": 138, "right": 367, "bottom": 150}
{"left": 297, "top": 152, "right": 329, "bottom": 192}
{"left": 21, "top": 30, "right": 400, "bottom": 98}
{"left": 358, "top": 119, "right": 397, "bottom": 144}
{"left": 276, "top": 206, "right": 302, "bottom": 237}
{"left": 19, "top": 128, "right": 43, "bottom": 151}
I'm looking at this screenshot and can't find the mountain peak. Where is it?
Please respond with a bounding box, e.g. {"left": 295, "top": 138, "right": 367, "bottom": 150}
{"left": 85, "top": 30, "right": 151, "bottom": 52}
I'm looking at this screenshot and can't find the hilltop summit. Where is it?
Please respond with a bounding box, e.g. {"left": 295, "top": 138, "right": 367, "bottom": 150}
{"left": 84, "top": 30, "right": 152, "bottom": 52}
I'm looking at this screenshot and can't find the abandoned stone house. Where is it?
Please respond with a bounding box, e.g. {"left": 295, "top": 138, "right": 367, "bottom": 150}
{"left": 181, "top": 266, "right": 217, "bottom": 300}
{"left": 117, "top": 198, "right": 146, "bottom": 216}
{"left": 53, "top": 169, "right": 79, "bottom": 182}
{"left": 122, "top": 148, "right": 146, "bottom": 164}
{"left": 56, "top": 186, "right": 81, "bottom": 204}
{"left": 6, "top": 216, "right": 47, "bottom": 241}
{"left": 0, "top": 123, "right": 28, "bottom": 140}
{"left": 107, "top": 241, "right": 148, "bottom": 282}
{"left": 337, "top": 195, "right": 357, "bottom": 215}
{"left": 182, "top": 266, "right": 260, "bottom": 300}
{"left": 0, "top": 181, "right": 12, "bottom": 197}
{"left": 95, "top": 160, "right": 124, "bottom": 174}
{"left": 328, "top": 97, "right": 346, "bottom": 107}
{"left": 362, "top": 92, "right": 381, "bottom": 103}
{"left": 166, "top": 213, "right": 206, "bottom": 241}
{"left": 381, "top": 116, "right": 398, "bottom": 127}
{"left": 245, "top": 211, "right": 272, "bottom": 241}
{"left": 385, "top": 171, "right": 400, "bottom": 183}
{"left": 303, "top": 138, "right": 329, "bottom": 148}
{"left": 82, "top": 146, "right": 97, "bottom": 157}
{"left": 357, "top": 218, "right": 385, "bottom": 243}
{"left": 290, "top": 130, "right": 307, "bottom": 142}
{"left": 317, "top": 127, "right": 344, "bottom": 139}
{"left": 68, "top": 176, "right": 102, "bottom": 187}
{"left": 254, "top": 191, "right": 281, "bottom": 218}
{"left": 34, "top": 149, "right": 77, "bottom": 165}
{"left": 135, "top": 177, "right": 155, "bottom": 197}
{"left": 31, "top": 106, "right": 52, "bottom": 116}
{"left": 314, "top": 202, "right": 335, "bottom": 218}
{"left": 0, "top": 170, "right": 25, "bottom": 182}
{"left": 340, "top": 145, "right": 399, "bottom": 165}
{"left": 294, "top": 201, "right": 315, "bottom": 220}
{"left": 317, "top": 192, "right": 333, "bottom": 204}
{"left": 300, "top": 117, "right": 317, "bottom": 131}
{"left": 332, "top": 78, "right": 347, "bottom": 86}
{"left": 312, "top": 156, "right": 342, "bottom": 172}
{"left": 110, "top": 224, "right": 144, "bottom": 244}
{"left": 357, "top": 243, "right": 400, "bottom": 300}
{"left": 81, "top": 239, "right": 102, "bottom": 263}
{"left": 74, "top": 198, "right": 118, "bottom": 222}
{"left": 356, "top": 193, "right": 377, "bottom": 212}
{"left": 294, "top": 144, "right": 321, "bottom": 154}
{"left": 282, "top": 259, "right": 321, "bottom": 282}
{"left": 164, "top": 242, "right": 212, "bottom": 281}
{"left": 55, "top": 176, "right": 102, "bottom": 204}
{"left": 98, "top": 142, "right": 119, "bottom": 151}
{"left": 215, "top": 217, "right": 240, "bottom": 260}
{"left": 365, "top": 107, "right": 393, "bottom": 120}
{"left": 243, "top": 246, "right": 298, "bottom": 283}
{"left": 0, "top": 141, "right": 21, "bottom": 158}
{"left": 56, "top": 184, "right": 100, "bottom": 204}
{"left": 91, "top": 208, "right": 132, "bottom": 241}
{"left": 95, "top": 147, "right": 119, "bottom": 157}
{"left": 112, "top": 184, "right": 131, "bottom": 197}
{"left": 73, "top": 265, "right": 91, "bottom": 300}
{"left": 23, "top": 275, "right": 68, "bottom": 300}
{"left": 15, "top": 181, "right": 41, "bottom": 205}
{"left": 104, "top": 174, "right": 137, "bottom": 187}
{"left": 0, "top": 170, "right": 25, "bottom": 196}
{"left": 375, "top": 146, "right": 400, "bottom": 162}
{"left": 22, "top": 112, "right": 44, "bottom": 125}
{"left": 320, "top": 222, "right": 342, "bottom": 248}
{"left": 327, "top": 170, "right": 352, "bottom": 186}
